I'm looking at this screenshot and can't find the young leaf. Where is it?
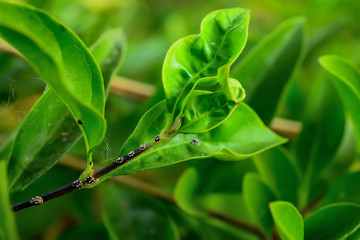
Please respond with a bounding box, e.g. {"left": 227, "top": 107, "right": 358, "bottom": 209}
{"left": 253, "top": 147, "right": 301, "bottom": 204}
{"left": 162, "top": 8, "right": 249, "bottom": 123}
{"left": 179, "top": 91, "right": 237, "bottom": 133}
{"left": 243, "top": 173, "right": 276, "bottom": 234}
{"left": 231, "top": 17, "right": 305, "bottom": 124}
{"left": 0, "top": 2, "right": 105, "bottom": 174}
{"left": 102, "top": 185, "right": 179, "bottom": 240}
{"left": 270, "top": 201, "right": 304, "bottom": 240}
{"left": 6, "top": 28, "right": 125, "bottom": 191}
{"left": 319, "top": 55, "right": 360, "bottom": 153}
{"left": 0, "top": 161, "right": 19, "bottom": 240}
{"left": 304, "top": 203, "right": 360, "bottom": 240}
{"left": 98, "top": 101, "right": 285, "bottom": 181}
{"left": 179, "top": 64, "right": 245, "bottom": 133}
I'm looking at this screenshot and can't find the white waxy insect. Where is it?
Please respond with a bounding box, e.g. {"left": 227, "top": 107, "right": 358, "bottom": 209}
{"left": 128, "top": 151, "right": 135, "bottom": 157}
{"left": 191, "top": 139, "right": 200, "bottom": 146}
{"left": 116, "top": 157, "right": 124, "bottom": 164}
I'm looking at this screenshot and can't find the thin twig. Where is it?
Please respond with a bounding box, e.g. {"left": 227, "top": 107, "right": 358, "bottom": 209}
{"left": 11, "top": 152, "right": 265, "bottom": 239}
{"left": 62, "top": 156, "right": 265, "bottom": 239}
{"left": 11, "top": 135, "right": 160, "bottom": 212}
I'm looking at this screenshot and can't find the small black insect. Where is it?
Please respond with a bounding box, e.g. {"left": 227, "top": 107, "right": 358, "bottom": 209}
{"left": 155, "top": 135, "right": 161, "bottom": 143}
{"left": 140, "top": 144, "right": 146, "bottom": 151}
{"left": 191, "top": 139, "right": 200, "bottom": 146}
{"left": 128, "top": 151, "right": 135, "bottom": 157}
{"left": 77, "top": 120, "right": 83, "bottom": 125}
{"left": 72, "top": 180, "right": 83, "bottom": 189}
{"left": 85, "top": 176, "right": 95, "bottom": 184}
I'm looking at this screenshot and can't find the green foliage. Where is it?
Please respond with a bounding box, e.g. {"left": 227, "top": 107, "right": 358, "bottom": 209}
{"left": 0, "top": 1, "right": 107, "bottom": 181}
{"left": 0, "top": 0, "right": 359, "bottom": 239}
{"left": 304, "top": 203, "right": 360, "bottom": 240}
{"left": 243, "top": 173, "right": 276, "bottom": 234}
{"left": 103, "top": 185, "right": 179, "bottom": 240}
{"left": 270, "top": 201, "right": 304, "bottom": 240}
{"left": 232, "top": 17, "right": 305, "bottom": 124}
{"left": 5, "top": 27, "right": 124, "bottom": 191}
{"left": 100, "top": 101, "right": 285, "bottom": 181}
{"left": 319, "top": 55, "right": 360, "bottom": 153}
{"left": 162, "top": 8, "right": 249, "bottom": 125}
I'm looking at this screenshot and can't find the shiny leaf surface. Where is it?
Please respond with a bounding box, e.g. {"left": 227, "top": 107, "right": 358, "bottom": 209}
{"left": 6, "top": 28, "right": 124, "bottom": 191}
{"left": 270, "top": 201, "right": 303, "bottom": 240}
{"left": 99, "top": 101, "right": 285, "bottom": 181}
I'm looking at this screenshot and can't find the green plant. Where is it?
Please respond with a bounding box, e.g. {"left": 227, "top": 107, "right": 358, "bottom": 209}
{"left": 0, "top": 1, "right": 359, "bottom": 240}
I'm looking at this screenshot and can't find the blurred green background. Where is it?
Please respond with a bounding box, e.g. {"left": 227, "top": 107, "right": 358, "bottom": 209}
{"left": 1, "top": 0, "right": 359, "bottom": 239}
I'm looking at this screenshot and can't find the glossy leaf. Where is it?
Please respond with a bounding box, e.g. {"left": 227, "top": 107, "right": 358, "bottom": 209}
{"left": 179, "top": 64, "right": 245, "bottom": 134}
{"left": 0, "top": 2, "right": 105, "bottom": 171}
{"left": 99, "top": 101, "right": 285, "bottom": 181}
{"left": 294, "top": 78, "right": 344, "bottom": 207}
{"left": 162, "top": 8, "right": 249, "bottom": 122}
{"left": 6, "top": 28, "right": 125, "bottom": 191}
{"left": 243, "top": 173, "right": 276, "bottom": 234}
{"left": 231, "top": 17, "right": 305, "bottom": 124}
{"left": 270, "top": 201, "right": 304, "bottom": 240}
{"left": 180, "top": 91, "right": 236, "bottom": 133}
{"left": 319, "top": 55, "right": 360, "bottom": 153}
{"left": 0, "top": 161, "right": 19, "bottom": 240}
{"left": 304, "top": 203, "right": 360, "bottom": 240}
{"left": 102, "top": 185, "right": 179, "bottom": 240}
{"left": 253, "top": 147, "right": 301, "bottom": 204}
{"left": 320, "top": 172, "right": 360, "bottom": 206}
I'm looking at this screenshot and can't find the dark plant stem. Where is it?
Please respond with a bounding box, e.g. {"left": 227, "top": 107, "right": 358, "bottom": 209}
{"left": 11, "top": 137, "right": 158, "bottom": 212}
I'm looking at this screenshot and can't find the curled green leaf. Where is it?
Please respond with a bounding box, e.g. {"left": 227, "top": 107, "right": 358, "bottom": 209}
{"left": 162, "top": 8, "right": 249, "bottom": 126}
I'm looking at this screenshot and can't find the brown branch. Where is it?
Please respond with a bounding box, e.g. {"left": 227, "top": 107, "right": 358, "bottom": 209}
{"left": 270, "top": 117, "right": 302, "bottom": 140}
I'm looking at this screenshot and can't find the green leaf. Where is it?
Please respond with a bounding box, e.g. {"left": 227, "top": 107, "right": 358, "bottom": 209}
{"left": 0, "top": 161, "right": 19, "bottom": 240}
{"left": 347, "top": 227, "right": 360, "bottom": 240}
{"left": 243, "top": 173, "right": 276, "bottom": 234}
{"left": 6, "top": 28, "right": 125, "bottom": 191}
{"left": 320, "top": 172, "right": 360, "bottom": 206}
{"left": 270, "top": 201, "right": 304, "bottom": 240}
{"left": 174, "top": 159, "right": 256, "bottom": 221}
{"left": 304, "top": 203, "right": 360, "bottom": 240}
{"left": 162, "top": 8, "right": 249, "bottom": 123}
{"left": 102, "top": 184, "right": 179, "bottom": 240}
{"left": 179, "top": 64, "right": 245, "bottom": 134}
{"left": 294, "top": 77, "right": 344, "bottom": 207}
{"left": 0, "top": 2, "right": 105, "bottom": 173}
{"left": 231, "top": 17, "right": 305, "bottom": 124}
{"left": 319, "top": 55, "right": 360, "bottom": 153}
{"left": 174, "top": 167, "right": 205, "bottom": 217}
{"left": 218, "top": 63, "right": 245, "bottom": 103}
{"left": 180, "top": 91, "right": 236, "bottom": 133}
{"left": 253, "top": 147, "right": 301, "bottom": 204}
{"left": 99, "top": 101, "right": 285, "bottom": 181}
